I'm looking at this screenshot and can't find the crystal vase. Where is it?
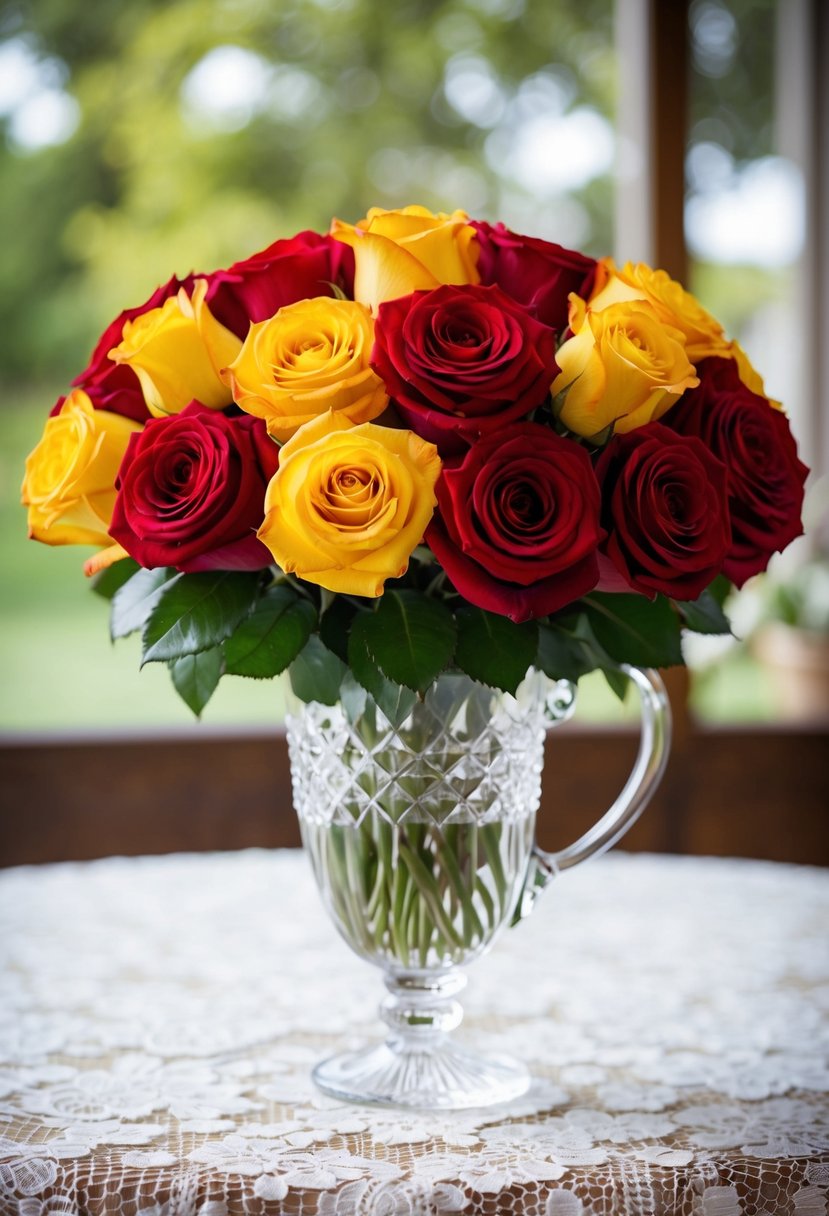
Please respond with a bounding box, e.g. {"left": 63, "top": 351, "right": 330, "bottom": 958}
{"left": 286, "top": 667, "right": 670, "bottom": 1109}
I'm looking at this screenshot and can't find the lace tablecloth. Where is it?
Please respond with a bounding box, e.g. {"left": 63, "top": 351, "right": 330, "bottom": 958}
{"left": 1, "top": 849, "right": 828, "bottom": 1216}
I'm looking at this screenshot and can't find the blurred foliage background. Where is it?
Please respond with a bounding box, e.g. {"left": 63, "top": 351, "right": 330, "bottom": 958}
{"left": 1, "top": 0, "right": 618, "bottom": 382}
{"left": 0, "top": 0, "right": 804, "bottom": 728}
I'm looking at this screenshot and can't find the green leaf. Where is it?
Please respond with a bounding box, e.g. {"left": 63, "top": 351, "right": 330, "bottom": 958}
{"left": 141, "top": 571, "right": 260, "bottom": 664}
{"left": 602, "top": 666, "right": 630, "bottom": 701}
{"left": 708, "top": 573, "right": 733, "bottom": 609}
{"left": 91, "top": 557, "right": 141, "bottom": 601}
{"left": 675, "top": 588, "right": 733, "bottom": 635}
{"left": 318, "top": 595, "right": 358, "bottom": 664}
{"left": 289, "top": 634, "right": 346, "bottom": 704}
{"left": 224, "top": 586, "right": 316, "bottom": 678}
{"left": 348, "top": 612, "right": 386, "bottom": 695}
{"left": 111, "top": 567, "right": 180, "bottom": 640}
{"left": 339, "top": 670, "right": 368, "bottom": 723}
{"left": 360, "top": 590, "right": 457, "bottom": 694}
{"left": 454, "top": 606, "right": 538, "bottom": 694}
{"left": 536, "top": 622, "right": 594, "bottom": 683}
{"left": 318, "top": 587, "right": 337, "bottom": 616}
{"left": 569, "top": 611, "right": 622, "bottom": 665}
{"left": 348, "top": 613, "right": 418, "bottom": 726}
{"left": 549, "top": 612, "right": 627, "bottom": 695}
{"left": 169, "top": 647, "right": 223, "bottom": 717}
{"left": 582, "top": 592, "right": 683, "bottom": 668}
{"left": 550, "top": 380, "right": 573, "bottom": 421}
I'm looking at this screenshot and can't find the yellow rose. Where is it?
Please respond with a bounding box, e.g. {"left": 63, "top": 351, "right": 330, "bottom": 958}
{"left": 258, "top": 411, "right": 441, "bottom": 597}
{"left": 589, "top": 258, "right": 729, "bottom": 363}
{"left": 552, "top": 297, "right": 700, "bottom": 439}
{"left": 21, "top": 389, "right": 141, "bottom": 547}
{"left": 330, "top": 204, "right": 479, "bottom": 312}
{"left": 224, "top": 297, "right": 388, "bottom": 442}
{"left": 109, "top": 279, "right": 241, "bottom": 417}
{"left": 726, "top": 340, "right": 783, "bottom": 410}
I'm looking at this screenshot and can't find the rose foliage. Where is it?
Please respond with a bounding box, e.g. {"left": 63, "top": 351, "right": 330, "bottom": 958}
{"left": 22, "top": 206, "right": 808, "bottom": 715}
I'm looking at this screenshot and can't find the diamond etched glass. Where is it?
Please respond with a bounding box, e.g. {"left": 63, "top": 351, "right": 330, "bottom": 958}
{"left": 287, "top": 667, "right": 670, "bottom": 1109}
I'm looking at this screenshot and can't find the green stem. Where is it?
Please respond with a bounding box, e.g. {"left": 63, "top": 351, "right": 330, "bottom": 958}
{"left": 480, "top": 822, "right": 507, "bottom": 916}
{"left": 437, "top": 826, "right": 484, "bottom": 947}
{"left": 398, "top": 843, "right": 463, "bottom": 950}
{"left": 475, "top": 873, "right": 496, "bottom": 929}
{"left": 329, "top": 830, "right": 366, "bottom": 949}
{"left": 391, "top": 862, "right": 409, "bottom": 960}
{"left": 418, "top": 896, "right": 430, "bottom": 966}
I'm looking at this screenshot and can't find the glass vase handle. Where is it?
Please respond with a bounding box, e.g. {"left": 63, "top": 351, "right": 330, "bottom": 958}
{"left": 517, "top": 665, "right": 671, "bottom": 920}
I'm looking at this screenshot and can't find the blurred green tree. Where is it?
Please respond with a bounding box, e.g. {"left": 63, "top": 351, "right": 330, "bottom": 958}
{"left": 0, "top": 0, "right": 615, "bottom": 385}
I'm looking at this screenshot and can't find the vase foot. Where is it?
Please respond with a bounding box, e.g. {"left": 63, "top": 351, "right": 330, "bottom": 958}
{"left": 312, "top": 1038, "right": 530, "bottom": 1109}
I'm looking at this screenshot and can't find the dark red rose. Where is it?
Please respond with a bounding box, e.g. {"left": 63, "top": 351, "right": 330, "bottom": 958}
{"left": 595, "top": 424, "right": 731, "bottom": 601}
{"left": 665, "top": 357, "right": 808, "bottom": 586}
{"left": 372, "top": 284, "right": 559, "bottom": 454}
{"left": 109, "top": 402, "right": 279, "bottom": 573}
{"left": 425, "top": 423, "right": 602, "bottom": 622}
{"left": 203, "top": 231, "right": 355, "bottom": 339}
{"left": 471, "top": 221, "right": 597, "bottom": 331}
{"left": 66, "top": 274, "right": 196, "bottom": 424}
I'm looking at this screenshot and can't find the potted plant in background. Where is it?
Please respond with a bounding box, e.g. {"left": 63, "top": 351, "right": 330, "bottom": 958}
{"left": 746, "top": 479, "right": 829, "bottom": 721}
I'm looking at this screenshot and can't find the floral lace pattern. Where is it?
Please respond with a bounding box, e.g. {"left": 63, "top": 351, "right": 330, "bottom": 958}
{"left": 1, "top": 850, "right": 827, "bottom": 1214}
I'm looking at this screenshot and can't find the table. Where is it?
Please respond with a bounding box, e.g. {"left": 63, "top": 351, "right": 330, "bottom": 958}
{"left": 1, "top": 850, "right": 827, "bottom": 1215}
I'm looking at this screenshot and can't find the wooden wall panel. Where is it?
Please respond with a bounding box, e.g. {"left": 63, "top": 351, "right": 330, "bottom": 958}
{"left": 1, "top": 725, "right": 826, "bottom": 868}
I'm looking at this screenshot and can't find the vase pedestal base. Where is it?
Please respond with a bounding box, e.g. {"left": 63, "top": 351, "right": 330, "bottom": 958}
{"left": 313, "top": 970, "right": 530, "bottom": 1108}
{"left": 313, "top": 1038, "right": 530, "bottom": 1109}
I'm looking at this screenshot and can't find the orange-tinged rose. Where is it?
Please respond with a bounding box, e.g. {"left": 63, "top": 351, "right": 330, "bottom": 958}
{"left": 552, "top": 297, "right": 699, "bottom": 439}
{"left": 224, "top": 297, "right": 388, "bottom": 442}
{"left": 589, "top": 259, "right": 729, "bottom": 363}
{"left": 108, "top": 279, "right": 241, "bottom": 417}
{"left": 258, "top": 411, "right": 441, "bottom": 597}
{"left": 21, "top": 390, "right": 141, "bottom": 547}
{"left": 83, "top": 544, "right": 130, "bottom": 576}
{"left": 330, "top": 204, "right": 479, "bottom": 312}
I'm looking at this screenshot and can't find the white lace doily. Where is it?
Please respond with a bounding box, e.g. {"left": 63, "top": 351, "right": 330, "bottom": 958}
{"left": 1, "top": 849, "right": 828, "bottom": 1215}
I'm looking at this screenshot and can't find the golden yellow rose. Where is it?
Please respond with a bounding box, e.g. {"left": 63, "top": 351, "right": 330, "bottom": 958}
{"left": 224, "top": 297, "right": 388, "bottom": 442}
{"left": 552, "top": 297, "right": 700, "bottom": 439}
{"left": 330, "top": 204, "right": 479, "bottom": 313}
{"left": 589, "top": 258, "right": 729, "bottom": 363}
{"left": 726, "top": 340, "right": 783, "bottom": 410}
{"left": 21, "top": 389, "right": 141, "bottom": 547}
{"left": 109, "top": 279, "right": 241, "bottom": 417}
{"left": 258, "top": 411, "right": 441, "bottom": 597}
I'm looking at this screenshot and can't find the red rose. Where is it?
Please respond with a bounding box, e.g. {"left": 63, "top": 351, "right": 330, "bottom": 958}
{"left": 595, "top": 424, "right": 731, "bottom": 601}
{"left": 109, "top": 402, "right": 279, "bottom": 573}
{"left": 372, "top": 284, "right": 559, "bottom": 454}
{"left": 426, "top": 423, "right": 602, "bottom": 622}
{"left": 665, "top": 357, "right": 808, "bottom": 586}
{"left": 67, "top": 274, "right": 196, "bottom": 424}
{"left": 203, "top": 231, "right": 355, "bottom": 339}
{"left": 471, "top": 221, "right": 597, "bottom": 330}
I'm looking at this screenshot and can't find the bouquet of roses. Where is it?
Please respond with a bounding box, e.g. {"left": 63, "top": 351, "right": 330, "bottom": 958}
{"left": 22, "top": 205, "right": 808, "bottom": 715}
